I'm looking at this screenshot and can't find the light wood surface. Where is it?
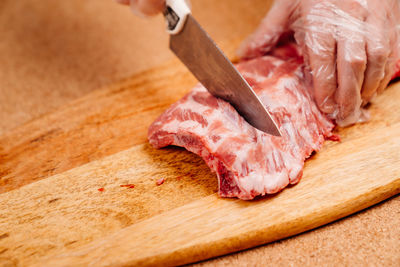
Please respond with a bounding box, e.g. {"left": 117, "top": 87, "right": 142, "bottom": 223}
{"left": 1, "top": 0, "right": 399, "bottom": 266}
{"left": 36, "top": 126, "right": 400, "bottom": 266}
{"left": 0, "top": 0, "right": 270, "bottom": 136}
{"left": 1, "top": 57, "right": 400, "bottom": 265}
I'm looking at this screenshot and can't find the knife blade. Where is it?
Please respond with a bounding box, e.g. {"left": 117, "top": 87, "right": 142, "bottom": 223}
{"left": 163, "top": 0, "right": 281, "bottom": 137}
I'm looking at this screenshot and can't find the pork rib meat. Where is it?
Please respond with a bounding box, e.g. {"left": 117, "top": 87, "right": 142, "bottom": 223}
{"left": 148, "top": 45, "right": 338, "bottom": 200}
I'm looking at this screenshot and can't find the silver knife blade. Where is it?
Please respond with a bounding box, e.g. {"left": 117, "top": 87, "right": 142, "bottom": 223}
{"left": 168, "top": 14, "right": 281, "bottom": 136}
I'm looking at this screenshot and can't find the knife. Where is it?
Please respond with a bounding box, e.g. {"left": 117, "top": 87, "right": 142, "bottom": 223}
{"left": 163, "top": 0, "right": 281, "bottom": 137}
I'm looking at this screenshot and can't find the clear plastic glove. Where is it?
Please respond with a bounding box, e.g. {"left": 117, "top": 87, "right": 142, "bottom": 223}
{"left": 238, "top": 0, "right": 400, "bottom": 126}
{"left": 115, "top": 0, "right": 165, "bottom": 16}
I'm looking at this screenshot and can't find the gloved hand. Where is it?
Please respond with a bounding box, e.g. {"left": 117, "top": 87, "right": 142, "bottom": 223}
{"left": 238, "top": 0, "right": 400, "bottom": 126}
{"left": 115, "top": 0, "right": 165, "bottom": 16}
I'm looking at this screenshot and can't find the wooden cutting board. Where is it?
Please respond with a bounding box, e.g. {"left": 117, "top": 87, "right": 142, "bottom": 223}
{"left": 0, "top": 46, "right": 399, "bottom": 265}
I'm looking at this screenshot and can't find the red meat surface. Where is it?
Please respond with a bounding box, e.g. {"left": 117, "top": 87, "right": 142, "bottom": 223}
{"left": 148, "top": 43, "right": 400, "bottom": 200}
{"left": 149, "top": 44, "right": 339, "bottom": 200}
{"left": 393, "top": 60, "right": 400, "bottom": 79}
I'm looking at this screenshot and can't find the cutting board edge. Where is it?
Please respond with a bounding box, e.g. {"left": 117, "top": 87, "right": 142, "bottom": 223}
{"left": 135, "top": 180, "right": 400, "bottom": 266}
{"left": 36, "top": 177, "right": 400, "bottom": 267}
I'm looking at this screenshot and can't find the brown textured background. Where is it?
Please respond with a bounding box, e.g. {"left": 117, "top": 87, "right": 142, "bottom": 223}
{"left": 0, "top": 0, "right": 398, "bottom": 265}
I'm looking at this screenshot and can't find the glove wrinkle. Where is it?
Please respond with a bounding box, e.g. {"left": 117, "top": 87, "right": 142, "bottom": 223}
{"left": 238, "top": 0, "right": 399, "bottom": 127}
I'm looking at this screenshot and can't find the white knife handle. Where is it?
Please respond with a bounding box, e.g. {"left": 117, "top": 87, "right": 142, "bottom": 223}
{"left": 164, "top": 0, "right": 191, "bottom": 35}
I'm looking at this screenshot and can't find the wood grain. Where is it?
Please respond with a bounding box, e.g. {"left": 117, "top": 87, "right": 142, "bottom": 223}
{"left": 0, "top": 76, "right": 399, "bottom": 266}
{"left": 0, "top": 36, "right": 253, "bottom": 194}
{"left": 0, "top": 0, "right": 271, "bottom": 135}
{"left": 2, "top": 124, "right": 399, "bottom": 266}
{"left": 1, "top": 1, "right": 399, "bottom": 265}
{"left": 0, "top": 59, "right": 195, "bottom": 193}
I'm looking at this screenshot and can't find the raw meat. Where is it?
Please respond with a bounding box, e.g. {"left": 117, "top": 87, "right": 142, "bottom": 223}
{"left": 148, "top": 44, "right": 400, "bottom": 200}
{"left": 148, "top": 44, "right": 338, "bottom": 200}
{"left": 393, "top": 60, "right": 400, "bottom": 80}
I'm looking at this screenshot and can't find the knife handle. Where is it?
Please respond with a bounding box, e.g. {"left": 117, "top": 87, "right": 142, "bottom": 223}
{"left": 163, "top": 0, "right": 191, "bottom": 35}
